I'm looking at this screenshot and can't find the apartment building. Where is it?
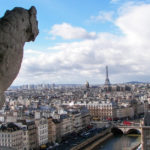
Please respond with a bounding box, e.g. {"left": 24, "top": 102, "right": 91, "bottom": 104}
{"left": 35, "top": 118, "right": 48, "bottom": 146}
{"left": 116, "top": 106, "right": 134, "bottom": 119}
{"left": 70, "top": 111, "right": 82, "bottom": 132}
{"left": 53, "top": 119, "right": 61, "bottom": 142}
{"left": 48, "top": 117, "right": 56, "bottom": 144}
{"left": 18, "top": 120, "right": 37, "bottom": 150}
{"left": 141, "top": 112, "right": 150, "bottom": 150}
{"left": 80, "top": 107, "right": 91, "bottom": 129}
{"left": 60, "top": 114, "right": 73, "bottom": 137}
{"left": 87, "top": 101, "right": 117, "bottom": 121}
{"left": 0, "top": 123, "right": 23, "bottom": 150}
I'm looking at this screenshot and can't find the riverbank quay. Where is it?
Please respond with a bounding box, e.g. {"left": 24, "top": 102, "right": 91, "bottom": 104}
{"left": 84, "top": 133, "right": 113, "bottom": 150}
{"left": 71, "top": 127, "right": 112, "bottom": 150}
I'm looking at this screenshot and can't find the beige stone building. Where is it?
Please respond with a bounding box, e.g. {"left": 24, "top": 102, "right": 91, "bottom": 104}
{"left": 18, "top": 120, "right": 37, "bottom": 150}
{"left": 53, "top": 119, "right": 61, "bottom": 142}
{"left": 81, "top": 107, "right": 91, "bottom": 129}
{"left": 48, "top": 117, "right": 56, "bottom": 144}
{"left": 87, "top": 101, "right": 117, "bottom": 121}
{"left": 70, "top": 112, "right": 82, "bottom": 132}
{"left": 60, "top": 114, "right": 73, "bottom": 137}
{"left": 136, "top": 103, "right": 144, "bottom": 115}
{"left": 0, "top": 123, "right": 23, "bottom": 150}
{"left": 35, "top": 118, "right": 48, "bottom": 146}
{"left": 116, "top": 106, "right": 134, "bottom": 119}
{"left": 141, "top": 112, "right": 150, "bottom": 150}
{"left": 15, "top": 122, "right": 30, "bottom": 150}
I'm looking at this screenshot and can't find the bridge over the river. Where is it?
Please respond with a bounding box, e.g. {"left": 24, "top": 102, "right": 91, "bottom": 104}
{"left": 111, "top": 124, "right": 141, "bottom": 134}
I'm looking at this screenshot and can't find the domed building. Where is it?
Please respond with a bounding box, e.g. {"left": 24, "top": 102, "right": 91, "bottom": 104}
{"left": 85, "top": 81, "right": 89, "bottom": 89}
{"left": 84, "top": 81, "right": 90, "bottom": 98}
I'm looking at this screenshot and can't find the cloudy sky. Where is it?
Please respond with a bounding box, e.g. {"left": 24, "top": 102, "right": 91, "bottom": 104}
{"left": 1, "top": 0, "right": 150, "bottom": 85}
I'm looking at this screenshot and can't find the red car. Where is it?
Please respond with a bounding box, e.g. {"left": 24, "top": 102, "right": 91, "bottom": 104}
{"left": 123, "top": 121, "right": 132, "bottom": 126}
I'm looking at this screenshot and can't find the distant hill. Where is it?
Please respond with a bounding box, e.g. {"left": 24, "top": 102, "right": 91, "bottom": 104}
{"left": 126, "top": 81, "right": 147, "bottom": 84}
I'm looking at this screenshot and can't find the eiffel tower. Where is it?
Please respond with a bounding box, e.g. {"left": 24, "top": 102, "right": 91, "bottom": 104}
{"left": 105, "top": 66, "right": 111, "bottom": 86}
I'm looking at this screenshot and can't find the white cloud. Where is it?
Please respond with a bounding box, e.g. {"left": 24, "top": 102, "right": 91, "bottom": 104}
{"left": 90, "top": 11, "right": 114, "bottom": 23}
{"left": 13, "top": 2, "right": 150, "bottom": 85}
{"left": 116, "top": 3, "right": 150, "bottom": 44}
{"left": 49, "top": 23, "right": 97, "bottom": 40}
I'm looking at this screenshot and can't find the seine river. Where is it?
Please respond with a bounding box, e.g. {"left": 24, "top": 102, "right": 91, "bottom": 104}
{"left": 96, "top": 135, "right": 141, "bottom": 150}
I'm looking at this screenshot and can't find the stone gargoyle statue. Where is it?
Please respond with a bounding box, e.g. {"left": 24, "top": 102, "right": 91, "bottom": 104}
{"left": 0, "top": 6, "right": 39, "bottom": 109}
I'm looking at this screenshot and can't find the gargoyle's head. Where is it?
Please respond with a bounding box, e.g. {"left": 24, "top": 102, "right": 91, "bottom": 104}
{"left": 3, "top": 6, "right": 39, "bottom": 42}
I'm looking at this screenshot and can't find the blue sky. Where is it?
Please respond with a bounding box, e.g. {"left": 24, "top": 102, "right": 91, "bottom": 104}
{"left": 1, "top": 0, "right": 150, "bottom": 85}
{"left": 1, "top": 0, "right": 120, "bottom": 49}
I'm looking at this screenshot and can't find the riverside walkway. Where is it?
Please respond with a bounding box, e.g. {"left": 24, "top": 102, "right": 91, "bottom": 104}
{"left": 71, "top": 127, "right": 112, "bottom": 150}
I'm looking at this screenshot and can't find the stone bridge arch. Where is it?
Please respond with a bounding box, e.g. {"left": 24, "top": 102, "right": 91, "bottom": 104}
{"left": 126, "top": 128, "right": 141, "bottom": 134}
{"left": 111, "top": 126, "right": 141, "bottom": 135}
{"left": 111, "top": 127, "right": 123, "bottom": 135}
